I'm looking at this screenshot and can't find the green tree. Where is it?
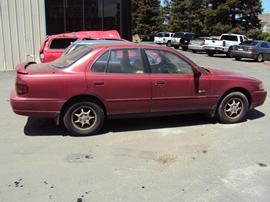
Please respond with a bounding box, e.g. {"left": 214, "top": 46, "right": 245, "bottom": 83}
{"left": 131, "top": 0, "right": 162, "bottom": 41}
{"left": 168, "top": 0, "right": 263, "bottom": 36}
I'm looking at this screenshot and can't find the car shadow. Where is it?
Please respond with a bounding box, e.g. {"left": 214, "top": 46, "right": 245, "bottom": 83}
{"left": 233, "top": 59, "right": 258, "bottom": 63}
{"left": 24, "top": 109, "right": 265, "bottom": 137}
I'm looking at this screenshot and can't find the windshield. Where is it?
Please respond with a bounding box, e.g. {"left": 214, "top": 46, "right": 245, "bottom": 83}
{"left": 50, "top": 46, "right": 93, "bottom": 68}
{"left": 173, "top": 32, "right": 185, "bottom": 38}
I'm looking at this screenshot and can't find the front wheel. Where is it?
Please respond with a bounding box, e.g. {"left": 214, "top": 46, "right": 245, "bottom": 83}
{"left": 64, "top": 101, "right": 104, "bottom": 136}
{"left": 216, "top": 92, "right": 248, "bottom": 124}
{"left": 174, "top": 45, "right": 179, "bottom": 49}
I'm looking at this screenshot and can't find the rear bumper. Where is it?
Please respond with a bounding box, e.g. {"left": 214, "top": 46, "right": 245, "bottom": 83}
{"left": 204, "top": 46, "right": 228, "bottom": 53}
{"left": 231, "top": 51, "right": 256, "bottom": 59}
{"left": 10, "top": 90, "right": 63, "bottom": 118}
{"left": 188, "top": 45, "right": 205, "bottom": 51}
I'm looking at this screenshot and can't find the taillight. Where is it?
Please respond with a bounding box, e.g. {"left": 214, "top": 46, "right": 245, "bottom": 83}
{"left": 189, "top": 41, "right": 191, "bottom": 45}
{"left": 16, "top": 84, "right": 28, "bottom": 95}
{"left": 247, "top": 48, "right": 253, "bottom": 52}
{"left": 223, "top": 41, "right": 226, "bottom": 46}
{"left": 163, "top": 38, "right": 165, "bottom": 41}
{"left": 232, "top": 46, "right": 236, "bottom": 50}
{"left": 200, "top": 40, "right": 205, "bottom": 46}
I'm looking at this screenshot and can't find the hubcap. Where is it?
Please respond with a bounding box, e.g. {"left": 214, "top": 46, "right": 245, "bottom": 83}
{"left": 72, "top": 107, "right": 96, "bottom": 130}
{"left": 225, "top": 98, "right": 243, "bottom": 119}
{"left": 258, "top": 54, "right": 263, "bottom": 62}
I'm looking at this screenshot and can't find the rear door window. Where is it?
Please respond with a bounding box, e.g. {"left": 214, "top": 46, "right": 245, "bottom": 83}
{"left": 91, "top": 48, "right": 144, "bottom": 74}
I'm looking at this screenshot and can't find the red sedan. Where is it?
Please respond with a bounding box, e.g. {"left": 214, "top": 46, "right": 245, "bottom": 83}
{"left": 10, "top": 43, "right": 267, "bottom": 136}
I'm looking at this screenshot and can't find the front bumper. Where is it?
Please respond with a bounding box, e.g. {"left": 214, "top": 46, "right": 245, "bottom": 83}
{"left": 251, "top": 90, "right": 267, "bottom": 108}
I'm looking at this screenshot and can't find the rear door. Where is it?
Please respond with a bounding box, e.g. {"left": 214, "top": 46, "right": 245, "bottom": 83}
{"left": 144, "top": 49, "right": 211, "bottom": 112}
{"left": 86, "top": 48, "right": 151, "bottom": 115}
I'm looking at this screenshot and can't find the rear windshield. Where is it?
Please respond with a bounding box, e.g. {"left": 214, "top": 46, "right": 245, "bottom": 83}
{"left": 220, "top": 35, "right": 238, "bottom": 41}
{"left": 173, "top": 32, "right": 185, "bottom": 38}
{"left": 49, "top": 38, "right": 77, "bottom": 49}
{"left": 50, "top": 46, "right": 93, "bottom": 69}
{"left": 249, "top": 41, "right": 259, "bottom": 46}
{"left": 239, "top": 41, "right": 254, "bottom": 45}
{"left": 155, "top": 32, "right": 164, "bottom": 37}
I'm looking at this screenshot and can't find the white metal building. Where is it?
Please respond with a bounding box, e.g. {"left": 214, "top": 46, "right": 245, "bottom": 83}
{"left": 0, "top": 0, "right": 131, "bottom": 71}
{"left": 0, "top": 0, "right": 46, "bottom": 71}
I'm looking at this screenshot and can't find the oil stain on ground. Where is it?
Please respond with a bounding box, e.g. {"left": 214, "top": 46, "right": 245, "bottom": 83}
{"left": 154, "top": 154, "right": 177, "bottom": 165}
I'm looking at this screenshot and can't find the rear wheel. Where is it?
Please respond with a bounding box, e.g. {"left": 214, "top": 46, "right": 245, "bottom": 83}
{"left": 64, "top": 101, "right": 104, "bottom": 136}
{"left": 174, "top": 45, "right": 179, "bottom": 49}
{"left": 216, "top": 92, "right": 248, "bottom": 124}
{"left": 166, "top": 41, "right": 171, "bottom": 47}
{"left": 207, "top": 51, "right": 214, "bottom": 56}
{"left": 182, "top": 46, "right": 188, "bottom": 51}
{"left": 226, "top": 48, "right": 233, "bottom": 58}
{"left": 256, "top": 53, "right": 263, "bottom": 62}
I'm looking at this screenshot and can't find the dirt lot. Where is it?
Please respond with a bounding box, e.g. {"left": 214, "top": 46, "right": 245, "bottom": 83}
{"left": 0, "top": 49, "right": 269, "bottom": 201}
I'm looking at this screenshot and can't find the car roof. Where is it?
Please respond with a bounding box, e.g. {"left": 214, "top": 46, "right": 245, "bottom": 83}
{"left": 73, "top": 40, "right": 127, "bottom": 45}
{"left": 84, "top": 42, "right": 171, "bottom": 50}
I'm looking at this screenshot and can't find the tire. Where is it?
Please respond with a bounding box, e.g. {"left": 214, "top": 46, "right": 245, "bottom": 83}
{"left": 174, "top": 45, "right": 179, "bottom": 49}
{"left": 64, "top": 101, "right": 104, "bottom": 136}
{"left": 235, "top": 57, "right": 241, "bottom": 61}
{"left": 256, "top": 53, "right": 263, "bottom": 62}
{"left": 192, "top": 50, "right": 197, "bottom": 53}
{"left": 216, "top": 92, "right": 249, "bottom": 124}
{"left": 182, "top": 46, "right": 188, "bottom": 51}
{"left": 166, "top": 41, "right": 171, "bottom": 47}
{"left": 226, "top": 48, "right": 233, "bottom": 58}
{"left": 207, "top": 51, "right": 214, "bottom": 56}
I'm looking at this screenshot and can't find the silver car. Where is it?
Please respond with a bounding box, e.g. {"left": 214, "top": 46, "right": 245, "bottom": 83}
{"left": 188, "top": 37, "right": 218, "bottom": 53}
{"left": 231, "top": 40, "right": 270, "bottom": 62}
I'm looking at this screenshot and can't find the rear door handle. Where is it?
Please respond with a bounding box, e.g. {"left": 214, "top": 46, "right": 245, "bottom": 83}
{"left": 155, "top": 81, "right": 166, "bottom": 85}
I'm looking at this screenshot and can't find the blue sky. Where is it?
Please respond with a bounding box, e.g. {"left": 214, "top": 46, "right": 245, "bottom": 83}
{"left": 262, "top": 0, "right": 270, "bottom": 13}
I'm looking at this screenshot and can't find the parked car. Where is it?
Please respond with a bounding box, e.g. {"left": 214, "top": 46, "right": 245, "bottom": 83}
{"left": 231, "top": 40, "right": 270, "bottom": 62}
{"left": 171, "top": 32, "right": 190, "bottom": 49}
{"left": 179, "top": 33, "right": 208, "bottom": 51}
{"left": 39, "top": 30, "right": 123, "bottom": 63}
{"left": 154, "top": 32, "right": 175, "bottom": 46}
{"left": 10, "top": 43, "right": 267, "bottom": 136}
{"left": 203, "top": 33, "right": 249, "bottom": 57}
{"left": 62, "top": 40, "right": 128, "bottom": 56}
{"left": 188, "top": 37, "right": 218, "bottom": 53}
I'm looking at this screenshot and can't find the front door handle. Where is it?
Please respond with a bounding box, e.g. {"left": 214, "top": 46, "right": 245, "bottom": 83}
{"left": 93, "top": 82, "right": 104, "bottom": 86}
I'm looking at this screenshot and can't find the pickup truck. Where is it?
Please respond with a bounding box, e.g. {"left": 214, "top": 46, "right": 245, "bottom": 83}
{"left": 154, "top": 32, "right": 175, "bottom": 47}
{"left": 203, "top": 34, "right": 249, "bottom": 57}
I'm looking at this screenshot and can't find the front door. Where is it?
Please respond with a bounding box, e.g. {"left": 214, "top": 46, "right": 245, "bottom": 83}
{"left": 144, "top": 49, "right": 211, "bottom": 112}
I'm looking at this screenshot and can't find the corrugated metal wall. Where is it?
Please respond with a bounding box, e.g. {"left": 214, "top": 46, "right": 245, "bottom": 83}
{"left": 0, "top": 0, "right": 46, "bottom": 71}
